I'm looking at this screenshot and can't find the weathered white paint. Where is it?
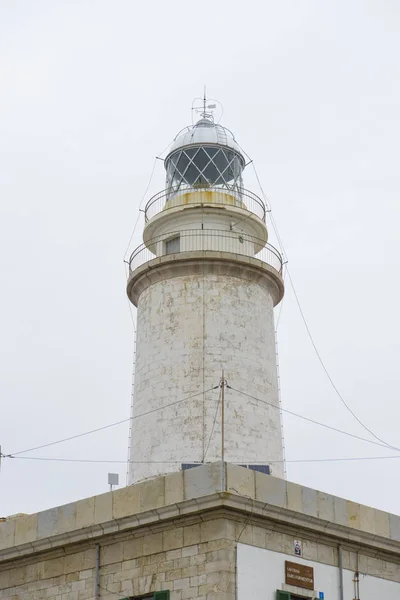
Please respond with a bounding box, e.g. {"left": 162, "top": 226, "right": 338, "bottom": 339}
{"left": 128, "top": 267, "right": 284, "bottom": 483}
{"left": 167, "top": 119, "right": 243, "bottom": 156}
{"left": 149, "top": 229, "right": 260, "bottom": 263}
{"left": 143, "top": 202, "right": 268, "bottom": 246}
{"left": 237, "top": 544, "right": 399, "bottom": 599}
{"left": 128, "top": 125, "right": 285, "bottom": 484}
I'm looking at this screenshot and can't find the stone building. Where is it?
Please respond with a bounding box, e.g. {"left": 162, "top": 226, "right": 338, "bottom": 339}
{"left": 1, "top": 106, "right": 399, "bottom": 599}
{"left": 0, "top": 463, "right": 399, "bottom": 599}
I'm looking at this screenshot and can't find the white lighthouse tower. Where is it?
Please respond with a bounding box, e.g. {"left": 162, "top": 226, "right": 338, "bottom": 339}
{"left": 127, "top": 104, "right": 285, "bottom": 484}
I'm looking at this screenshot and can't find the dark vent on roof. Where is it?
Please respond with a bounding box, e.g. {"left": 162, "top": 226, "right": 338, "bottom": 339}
{"left": 181, "top": 463, "right": 202, "bottom": 471}
{"left": 239, "top": 464, "right": 270, "bottom": 475}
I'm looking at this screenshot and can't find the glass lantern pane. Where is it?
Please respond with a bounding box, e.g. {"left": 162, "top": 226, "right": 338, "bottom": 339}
{"left": 203, "top": 147, "right": 219, "bottom": 159}
{"left": 191, "top": 148, "right": 210, "bottom": 172}
{"left": 184, "top": 162, "right": 201, "bottom": 184}
{"left": 174, "top": 151, "right": 190, "bottom": 177}
{"left": 166, "top": 145, "right": 243, "bottom": 191}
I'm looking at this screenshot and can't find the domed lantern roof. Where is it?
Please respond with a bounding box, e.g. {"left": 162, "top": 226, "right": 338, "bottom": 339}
{"left": 166, "top": 117, "right": 244, "bottom": 157}
{"left": 165, "top": 116, "right": 246, "bottom": 193}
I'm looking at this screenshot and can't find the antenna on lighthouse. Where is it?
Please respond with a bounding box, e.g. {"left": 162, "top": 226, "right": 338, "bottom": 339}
{"left": 192, "top": 87, "right": 217, "bottom": 122}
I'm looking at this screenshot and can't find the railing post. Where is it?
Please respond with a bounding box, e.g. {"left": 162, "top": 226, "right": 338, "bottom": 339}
{"left": 143, "top": 186, "right": 266, "bottom": 223}
{"left": 127, "top": 229, "right": 283, "bottom": 277}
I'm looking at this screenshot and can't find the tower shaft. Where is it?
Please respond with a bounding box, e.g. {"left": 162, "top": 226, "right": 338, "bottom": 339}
{"left": 127, "top": 112, "right": 285, "bottom": 484}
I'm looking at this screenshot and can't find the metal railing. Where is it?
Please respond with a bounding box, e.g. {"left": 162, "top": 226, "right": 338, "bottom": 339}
{"left": 144, "top": 186, "right": 267, "bottom": 222}
{"left": 128, "top": 229, "right": 282, "bottom": 274}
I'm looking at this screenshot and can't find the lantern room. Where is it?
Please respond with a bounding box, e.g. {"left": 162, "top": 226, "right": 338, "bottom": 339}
{"left": 164, "top": 116, "right": 246, "bottom": 195}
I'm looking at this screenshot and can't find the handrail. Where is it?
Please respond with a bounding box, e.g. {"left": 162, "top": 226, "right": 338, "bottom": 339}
{"left": 128, "top": 229, "right": 282, "bottom": 274}
{"left": 144, "top": 186, "right": 266, "bottom": 223}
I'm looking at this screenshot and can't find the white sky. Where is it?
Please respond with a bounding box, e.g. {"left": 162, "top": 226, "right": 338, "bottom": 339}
{"left": 1, "top": 0, "right": 400, "bottom": 517}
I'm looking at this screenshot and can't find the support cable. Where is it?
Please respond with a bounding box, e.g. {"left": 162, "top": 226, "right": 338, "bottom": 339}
{"left": 227, "top": 386, "right": 400, "bottom": 452}
{"left": 203, "top": 386, "right": 222, "bottom": 461}
{"left": 250, "top": 160, "right": 400, "bottom": 452}
{"left": 126, "top": 328, "right": 137, "bottom": 484}
{"left": 3, "top": 386, "right": 218, "bottom": 458}
{"left": 285, "top": 267, "right": 400, "bottom": 452}
{"left": 123, "top": 157, "right": 155, "bottom": 262}
{"left": 275, "top": 263, "right": 287, "bottom": 331}
{"left": 5, "top": 453, "right": 400, "bottom": 466}
{"left": 3, "top": 384, "right": 395, "bottom": 465}
{"left": 11, "top": 457, "right": 196, "bottom": 464}
{"left": 123, "top": 137, "right": 173, "bottom": 262}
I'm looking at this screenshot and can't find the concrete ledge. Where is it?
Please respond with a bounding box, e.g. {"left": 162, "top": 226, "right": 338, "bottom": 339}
{"left": 1, "top": 463, "right": 399, "bottom": 563}
{"left": 143, "top": 202, "right": 267, "bottom": 243}
{"left": 126, "top": 252, "right": 284, "bottom": 306}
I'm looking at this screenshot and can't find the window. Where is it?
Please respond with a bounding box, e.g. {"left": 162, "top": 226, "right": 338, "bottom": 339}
{"left": 165, "top": 145, "right": 244, "bottom": 191}
{"left": 165, "top": 235, "right": 180, "bottom": 254}
{"left": 183, "top": 464, "right": 270, "bottom": 474}
{"left": 181, "top": 463, "right": 201, "bottom": 471}
{"left": 239, "top": 464, "right": 270, "bottom": 475}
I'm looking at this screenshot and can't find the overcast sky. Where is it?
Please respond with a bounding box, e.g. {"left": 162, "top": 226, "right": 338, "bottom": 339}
{"left": 1, "top": 0, "right": 400, "bottom": 517}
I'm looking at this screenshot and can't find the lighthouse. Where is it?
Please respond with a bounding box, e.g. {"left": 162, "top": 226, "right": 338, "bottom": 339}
{"left": 127, "top": 104, "right": 285, "bottom": 484}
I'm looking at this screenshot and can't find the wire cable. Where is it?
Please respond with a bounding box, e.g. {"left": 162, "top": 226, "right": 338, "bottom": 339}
{"left": 282, "top": 455, "right": 400, "bottom": 464}
{"left": 275, "top": 262, "right": 287, "bottom": 330}
{"left": 6, "top": 453, "right": 400, "bottom": 466}
{"left": 125, "top": 288, "right": 136, "bottom": 330}
{"left": 123, "top": 136, "right": 177, "bottom": 327}
{"left": 123, "top": 155, "right": 157, "bottom": 261}
{"left": 236, "top": 497, "right": 256, "bottom": 543}
{"left": 250, "top": 162, "right": 287, "bottom": 261}
{"left": 2, "top": 382, "right": 391, "bottom": 460}
{"left": 9, "top": 457, "right": 194, "bottom": 464}
{"left": 250, "top": 160, "right": 400, "bottom": 452}
{"left": 286, "top": 268, "right": 400, "bottom": 452}
{"left": 123, "top": 136, "right": 175, "bottom": 261}
{"left": 203, "top": 386, "right": 222, "bottom": 461}
{"left": 228, "top": 455, "right": 400, "bottom": 464}
{"left": 3, "top": 383, "right": 395, "bottom": 465}
{"left": 5, "top": 418, "right": 132, "bottom": 458}
{"left": 123, "top": 207, "right": 144, "bottom": 262}
{"left": 228, "top": 385, "right": 399, "bottom": 452}
{"left": 4, "top": 386, "right": 218, "bottom": 458}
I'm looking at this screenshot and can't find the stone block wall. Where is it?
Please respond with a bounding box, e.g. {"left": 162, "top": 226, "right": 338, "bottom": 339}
{"left": 0, "top": 516, "right": 236, "bottom": 600}
{"left": 0, "top": 464, "right": 399, "bottom": 599}
{"left": 129, "top": 266, "right": 284, "bottom": 483}
{"left": 1, "top": 508, "right": 400, "bottom": 600}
